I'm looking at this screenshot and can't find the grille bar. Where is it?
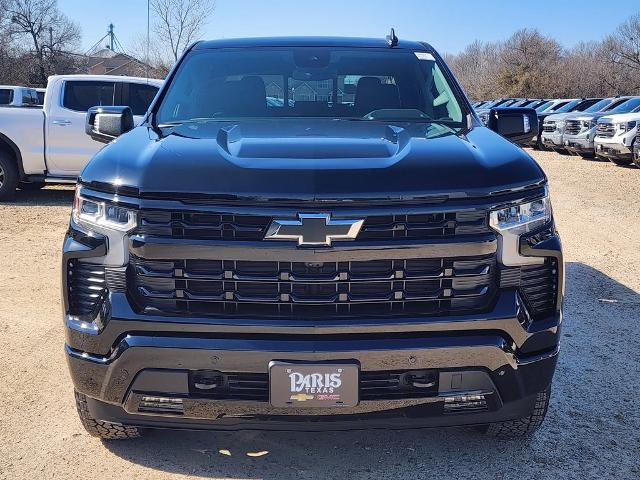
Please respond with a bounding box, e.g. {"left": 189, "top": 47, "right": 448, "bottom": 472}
{"left": 131, "top": 255, "right": 497, "bottom": 318}
{"left": 565, "top": 120, "right": 582, "bottom": 135}
{"left": 67, "top": 260, "right": 106, "bottom": 316}
{"left": 500, "top": 258, "right": 558, "bottom": 320}
{"left": 596, "top": 122, "right": 615, "bottom": 138}
{"left": 136, "top": 209, "right": 489, "bottom": 242}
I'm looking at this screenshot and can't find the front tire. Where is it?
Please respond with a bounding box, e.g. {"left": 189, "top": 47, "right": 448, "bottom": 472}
{"left": 476, "top": 386, "right": 550, "bottom": 438}
{"left": 0, "top": 152, "right": 19, "bottom": 201}
{"left": 74, "top": 391, "right": 141, "bottom": 440}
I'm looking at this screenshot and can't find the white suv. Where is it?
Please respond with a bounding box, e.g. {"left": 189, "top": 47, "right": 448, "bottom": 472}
{"left": 594, "top": 111, "right": 640, "bottom": 166}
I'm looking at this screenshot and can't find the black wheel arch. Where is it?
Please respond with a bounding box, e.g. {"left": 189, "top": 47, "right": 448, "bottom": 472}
{"left": 0, "top": 132, "right": 26, "bottom": 180}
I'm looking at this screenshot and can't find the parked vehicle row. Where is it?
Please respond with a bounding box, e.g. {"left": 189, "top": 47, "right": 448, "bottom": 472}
{"left": 475, "top": 96, "right": 640, "bottom": 167}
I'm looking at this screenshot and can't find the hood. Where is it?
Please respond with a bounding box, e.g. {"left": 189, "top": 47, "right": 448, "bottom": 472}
{"left": 80, "top": 119, "right": 545, "bottom": 202}
{"left": 543, "top": 112, "right": 580, "bottom": 122}
{"left": 566, "top": 111, "right": 611, "bottom": 122}
{"left": 597, "top": 112, "right": 640, "bottom": 123}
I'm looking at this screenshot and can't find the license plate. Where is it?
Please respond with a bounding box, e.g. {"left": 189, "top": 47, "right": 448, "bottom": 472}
{"left": 269, "top": 361, "right": 359, "bottom": 408}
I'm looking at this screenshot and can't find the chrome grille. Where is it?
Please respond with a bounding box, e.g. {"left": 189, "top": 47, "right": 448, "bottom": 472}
{"left": 596, "top": 123, "right": 615, "bottom": 138}
{"left": 130, "top": 254, "right": 497, "bottom": 318}
{"left": 565, "top": 120, "right": 582, "bottom": 135}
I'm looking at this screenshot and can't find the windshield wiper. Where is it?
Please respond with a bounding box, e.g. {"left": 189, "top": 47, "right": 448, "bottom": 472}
{"left": 157, "top": 116, "right": 224, "bottom": 127}
{"left": 361, "top": 109, "right": 461, "bottom": 126}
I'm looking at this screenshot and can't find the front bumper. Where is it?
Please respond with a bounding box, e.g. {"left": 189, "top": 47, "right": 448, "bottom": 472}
{"left": 594, "top": 139, "right": 633, "bottom": 159}
{"left": 541, "top": 131, "right": 564, "bottom": 149}
{"left": 66, "top": 296, "right": 560, "bottom": 430}
{"left": 564, "top": 132, "right": 594, "bottom": 154}
{"left": 63, "top": 198, "right": 563, "bottom": 431}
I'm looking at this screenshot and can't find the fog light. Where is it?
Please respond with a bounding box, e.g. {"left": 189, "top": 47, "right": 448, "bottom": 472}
{"left": 139, "top": 396, "right": 184, "bottom": 414}
{"left": 443, "top": 394, "right": 488, "bottom": 413}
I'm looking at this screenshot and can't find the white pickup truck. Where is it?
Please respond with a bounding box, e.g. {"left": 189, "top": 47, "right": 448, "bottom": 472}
{"left": 0, "top": 74, "right": 163, "bottom": 199}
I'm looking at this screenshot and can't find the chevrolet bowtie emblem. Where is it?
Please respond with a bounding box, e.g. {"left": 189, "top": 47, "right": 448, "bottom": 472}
{"left": 265, "top": 214, "right": 364, "bottom": 246}
{"left": 290, "top": 393, "right": 314, "bottom": 402}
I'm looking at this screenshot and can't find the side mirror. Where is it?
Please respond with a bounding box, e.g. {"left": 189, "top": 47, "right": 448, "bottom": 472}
{"left": 85, "top": 106, "right": 134, "bottom": 144}
{"left": 487, "top": 107, "right": 538, "bottom": 147}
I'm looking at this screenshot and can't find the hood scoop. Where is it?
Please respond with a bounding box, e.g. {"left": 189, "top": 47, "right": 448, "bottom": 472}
{"left": 216, "top": 123, "right": 407, "bottom": 160}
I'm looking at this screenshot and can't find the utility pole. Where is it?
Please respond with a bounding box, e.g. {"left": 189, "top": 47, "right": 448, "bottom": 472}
{"left": 108, "top": 23, "right": 115, "bottom": 50}
{"left": 146, "top": 0, "right": 150, "bottom": 80}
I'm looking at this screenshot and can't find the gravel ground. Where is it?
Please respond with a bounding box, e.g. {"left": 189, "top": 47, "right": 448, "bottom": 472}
{"left": 0, "top": 150, "right": 639, "bottom": 480}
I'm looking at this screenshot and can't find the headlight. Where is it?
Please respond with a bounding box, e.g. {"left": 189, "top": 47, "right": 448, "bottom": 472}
{"left": 618, "top": 121, "right": 636, "bottom": 132}
{"left": 489, "top": 193, "right": 552, "bottom": 267}
{"left": 490, "top": 196, "right": 551, "bottom": 235}
{"left": 72, "top": 189, "right": 137, "bottom": 232}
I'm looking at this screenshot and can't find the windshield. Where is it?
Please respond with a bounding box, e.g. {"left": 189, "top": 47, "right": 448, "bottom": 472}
{"left": 609, "top": 97, "right": 640, "bottom": 113}
{"left": 156, "top": 47, "right": 465, "bottom": 126}
{"left": 584, "top": 98, "right": 611, "bottom": 113}
{"left": 0, "top": 89, "right": 14, "bottom": 105}
{"left": 545, "top": 101, "right": 570, "bottom": 113}
{"left": 535, "top": 101, "right": 553, "bottom": 112}
{"left": 554, "top": 100, "right": 580, "bottom": 113}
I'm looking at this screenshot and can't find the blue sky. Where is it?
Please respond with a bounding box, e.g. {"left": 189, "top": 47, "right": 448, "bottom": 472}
{"left": 60, "top": 0, "right": 639, "bottom": 55}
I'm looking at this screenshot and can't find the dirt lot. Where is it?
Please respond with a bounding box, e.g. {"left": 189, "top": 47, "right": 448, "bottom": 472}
{"left": 0, "top": 150, "right": 639, "bottom": 480}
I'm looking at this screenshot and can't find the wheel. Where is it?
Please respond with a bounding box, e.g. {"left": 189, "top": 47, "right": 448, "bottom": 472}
{"left": 633, "top": 155, "right": 640, "bottom": 168}
{"left": 18, "top": 181, "right": 46, "bottom": 190}
{"left": 0, "top": 151, "right": 19, "bottom": 201}
{"left": 608, "top": 157, "right": 633, "bottom": 166}
{"left": 476, "top": 386, "right": 550, "bottom": 438}
{"left": 74, "top": 390, "right": 141, "bottom": 440}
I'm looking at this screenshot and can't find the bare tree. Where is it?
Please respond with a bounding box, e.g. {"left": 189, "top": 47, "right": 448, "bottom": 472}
{"left": 497, "top": 29, "right": 564, "bottom": 98}
{"left": 605, "top": 14, "right": 640, "bottom": 92}
{"left": 6, "top": 0, "right": 80, "bottom": 85}
{"left": 150, "top": 0, "right": 215, "bottom": 63}
{"left": 446, "top": 40, "right": 502, "bottom": 101}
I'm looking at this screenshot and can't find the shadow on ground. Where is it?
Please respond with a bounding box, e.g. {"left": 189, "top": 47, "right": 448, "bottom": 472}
{"left": 7, "top": 186, "right": 74, "bottom": 207}
{"left": 99, "top": 263, "right": 640, "bottom": 479}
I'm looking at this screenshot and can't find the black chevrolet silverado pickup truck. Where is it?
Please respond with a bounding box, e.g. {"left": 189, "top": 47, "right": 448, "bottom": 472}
{"left": 63, "top": 35, "right": 562, "bottom": 440}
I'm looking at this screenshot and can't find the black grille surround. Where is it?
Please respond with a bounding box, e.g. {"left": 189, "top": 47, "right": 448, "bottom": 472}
{"left": 66, "top": 259, "right": 106, "bottom": 316}
{"left": 136, "top": 209, "right": 490, "bottom": 242}
{"left": 129, "top": 254, "right": 498, "bottom": 319}
{"left": 188, "top": 370, "right": 438, "bottom": 402}
{"left": 499, "top": 258, "right": 558, "bottom": 321}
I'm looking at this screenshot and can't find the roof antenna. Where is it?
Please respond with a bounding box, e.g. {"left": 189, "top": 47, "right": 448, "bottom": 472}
{"left": 386, "top": 28, "right": 399, "bottom": 47}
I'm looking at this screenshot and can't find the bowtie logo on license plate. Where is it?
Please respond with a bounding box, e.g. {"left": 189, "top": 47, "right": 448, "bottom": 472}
{"left": 265, "top": 213, "right": 364, "bottom": 246}
{"left": 289, "top": 393, "right": 315, "bottom": 402}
